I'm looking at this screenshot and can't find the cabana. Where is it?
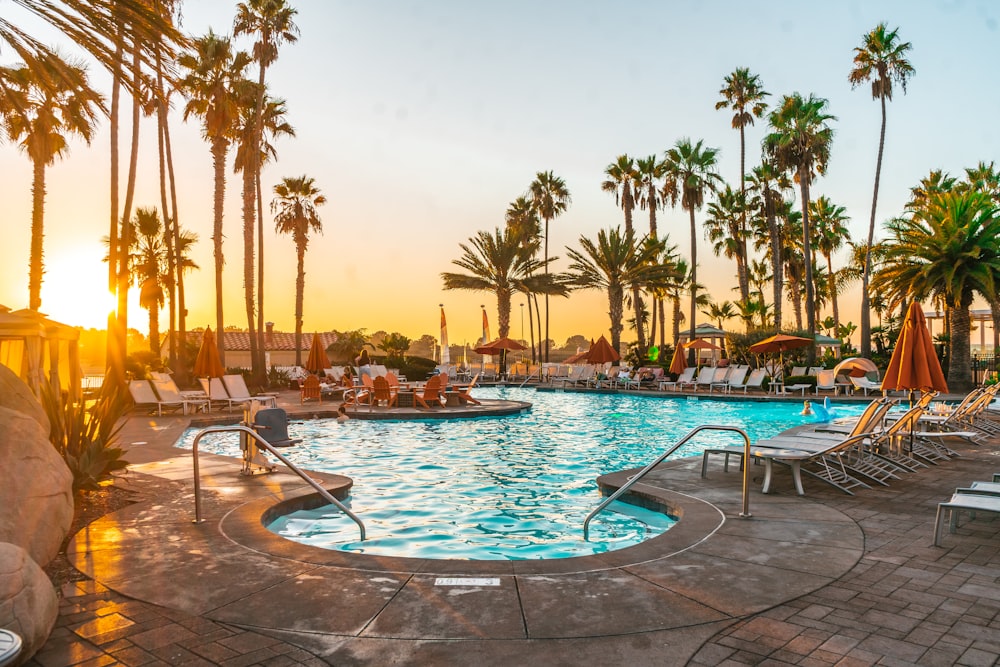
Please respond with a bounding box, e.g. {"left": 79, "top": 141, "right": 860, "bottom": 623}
{"left": 0, "top": 305, "right": 81, "bottom": 400}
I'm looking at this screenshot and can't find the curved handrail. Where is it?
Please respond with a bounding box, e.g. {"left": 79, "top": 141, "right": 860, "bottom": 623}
{"left": 583, "top": 424, "right": 751, "bottom": 539}
{"left": 191, "top": 425, "right": 366, "bottom": 540}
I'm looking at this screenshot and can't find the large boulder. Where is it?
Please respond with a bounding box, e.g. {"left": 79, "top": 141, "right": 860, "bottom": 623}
{"left": 0, "top": 364, "right": 48, "bottom": 435}
{"left": 0, "top": 542, "right": 58, "bottom": 665}
{"left": 0, "top": 407, "right": 73, "bottom": 566}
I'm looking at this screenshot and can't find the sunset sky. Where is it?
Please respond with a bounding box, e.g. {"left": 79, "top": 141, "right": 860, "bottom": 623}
{"left": 2, "top": 1, "right": 998, "bottom": 349}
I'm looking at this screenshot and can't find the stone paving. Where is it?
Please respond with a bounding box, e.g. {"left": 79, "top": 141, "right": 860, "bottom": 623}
{"left": 23, "top": 391, "right": 1000, "bottom": 666}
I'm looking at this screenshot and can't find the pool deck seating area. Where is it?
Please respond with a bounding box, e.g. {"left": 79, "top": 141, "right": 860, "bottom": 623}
{"left": 24, "top": 387, "right": 1000, "bottom": 667}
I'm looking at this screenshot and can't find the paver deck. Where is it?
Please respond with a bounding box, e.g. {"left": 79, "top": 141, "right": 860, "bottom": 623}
{"left": 24, "top": 390, "right": 1000, "bottom": 666}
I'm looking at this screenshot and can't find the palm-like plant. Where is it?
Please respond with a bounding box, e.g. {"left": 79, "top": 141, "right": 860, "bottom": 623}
{"left": 663, "top": 138, "right": 722, "bottom": 357}
{"left": 566, "top": 228, "right": 673, "bottom": 355}
{"left": 702, "top": 300, "right": 737, "bottom": 331}
{"left": 747, "top": 159, "right": 792, "bottom": 330}
{"left": 1, "top": 57, "right": 104, "bottom": 312}
{"left": 763, "top": 93, "right": 835, "bottom": 355}
{"left": 810, "top": 196, "right": 850, "bottom": 332}
{"left": 874, "top": 190, "right": 1000, "bottom": 391}
{"left": 850, "top": 22, "right": 914, "bottom": 357}
{"left": 505, "top": 196, "right": 542, "bottom": 362}
{"left": 178, "top": 31, "right": 253, "bottom": 364}
{"left": 528, "top": 171, "right": 571, "bottom": 362}
{"left": 272, "top": 176, "right": 325, "bottom": 368}
{"left": 130, "top": 207, "right": 167, "bottom": 355}
{"left": 704, "top": 184, "right": 750, "bottom": 300}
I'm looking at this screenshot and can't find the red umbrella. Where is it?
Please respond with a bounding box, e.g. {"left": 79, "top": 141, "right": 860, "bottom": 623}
{"left": 749, "top": 334, "right": 812, "bottom": 378}
{"left": 563, "top": 350, "right": 589, "bottom": 364}
{"left": 305, "top": 332, "right": 331, "bottom": 374}
{"left": 668, "top": 344, "right": 687, "bottom": 375}
{"left": 882, "top": 302, "right": 948, "bottom": 394}
{"left": 473, "top": 336, "right": 527, "bottom": 355}
{"left": 584, "top": 335, "right": 620, "bottom": 364}
{"left": 194, "top": 328, "right": 225, "bottom": 379}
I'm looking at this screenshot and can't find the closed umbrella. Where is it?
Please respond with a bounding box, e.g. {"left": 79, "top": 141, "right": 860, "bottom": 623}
{"left": 748, "top": 334, "right": 812, "bottom": 379}
{"left": 668, "top": 344, "right": 687, "bottom": 375}
{"left": 882, "top": 302, "right": 948, "bottom": 396}
{"left": 305, "top": 332, "right": 331, "bottom": 374}
{"left": 584, "top": 335, "right": 620, "bottom": 364}
{"left": 194, "top": 328, "right": 225, "bottom": 404}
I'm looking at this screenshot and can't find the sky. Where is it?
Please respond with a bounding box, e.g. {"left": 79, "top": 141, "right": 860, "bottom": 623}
{"left": 1, "top": 0, "right": 999, "bottom": 350}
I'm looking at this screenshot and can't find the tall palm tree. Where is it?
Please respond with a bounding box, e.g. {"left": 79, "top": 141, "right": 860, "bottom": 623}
{"left": 635, "top": 155, "right": 666, "bottom": 238}
{"left": 747, "top": 160, "right": 792, "bottom": 329}
{"left": 129, "top": 207, "right": 167, "bottom": 356}
{"left": 716, "top": 67, "right": 768, "bottom": 300}
{"left": 850, "top": 23, "right": 914, "bottom": 357}
{"left": 234, "top": 0, "right": 299, "bottom": 377}
{"left": 505, "top": 196, "right": 541, "bottom": 363}
{"left": 442, "top": 228, "right": 565, "bottom": 370}
{"left": 566, "top": 228, "right": 672, "bottom": 355}
{"left": 810, "top": 195, "right": 850, "bottom": 332}
{"left": 874, "top": 190, "right": 1000, "bottom": 392}
{"left": 272, "top": 176, "right": 326, "bottom": 367}
{"left": 528, "top": 171, "right": 571, "bottom": 362}
{"left": 1, "top": 57, "right": 103, "bottom": 312}
{"left": 704, "top": 184, "right": 750, "bottom": 300}
{"left": 702, "top": 300, "right": 737, "bottom": 331}
{"left": 663, "top": 138, "right": 722, "bottom": 359}
{"left": 763, "top": 93, "right": 835, "bottom": 359}
{"left": 178, "top": 32, "right": 253, "bottom": 365}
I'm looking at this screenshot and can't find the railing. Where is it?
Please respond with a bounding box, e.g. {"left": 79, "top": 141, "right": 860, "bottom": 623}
{"left": 191, "top": 425, "right": 366, "bottom": 540}
{"left": 583, "top": 424, "right": 752, "bottom": 539}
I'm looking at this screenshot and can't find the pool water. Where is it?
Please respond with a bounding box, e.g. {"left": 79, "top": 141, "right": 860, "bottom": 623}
{"left": 177, "top": 388, "right": 862, "bottom": 560}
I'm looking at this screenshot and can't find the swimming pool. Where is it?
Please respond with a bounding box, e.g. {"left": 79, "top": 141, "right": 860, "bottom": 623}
{"left": 177, "top": 388, "right": 862, "bottom": 560}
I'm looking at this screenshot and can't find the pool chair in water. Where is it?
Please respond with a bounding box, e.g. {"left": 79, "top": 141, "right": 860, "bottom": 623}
{"left": 250, "top": 408, "right": 302, "bottom": 448}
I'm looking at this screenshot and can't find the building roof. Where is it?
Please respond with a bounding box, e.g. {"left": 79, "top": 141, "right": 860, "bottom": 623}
{"left": 217, "top": 330, "right": 339, "bottom": 352}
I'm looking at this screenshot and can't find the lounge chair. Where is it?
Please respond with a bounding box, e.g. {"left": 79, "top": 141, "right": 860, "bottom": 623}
{"left": 222, "top": 374, "right": 277, "bottom": 408}
{"left": 814, "top": 369, "right": 838, "bottom": 395}
{"left": 790, "top": 366, "right": 807, "bottom": 377}
{"left": 371, "top": 376, "right": 398, "bottom": 408}
{"left": 250, "top": 408, "right": 302, "bottom": 448}
{"left": 710, "top": 366, "right": 747, "bottom": 394}
{"left": 659, "top": 366, "right": 696, "bottom": 391}
{"left": 850, "top": 376, "right": 883, "bottom": 396}
{"left": 197, "top": 377, "right": 256, "bottom": 411}
{"left": 807, "top": 366, "right": 825, "bottom": 376}
{"left": 726, "top": 368, "right": 766, "bottom": 394}
{"left": 149, "top": 376, "right": 209, "bottom": 414}
{"left": 300, "top": 375, "right": 322, "bottom": 403}
{"left": 413, "top": 374, "right": 445, "bottom": 408}
{"left": 128, "top": 380, "right": 203, "bottom": 415}
{"left": 452, "top": 373, "right": 481, "bottom": 405}
{"left": 934, "top": 487, "right": 1000, "bottom": 546}
{"left": 689, "top": 366, "right": 716, "bottom": 392}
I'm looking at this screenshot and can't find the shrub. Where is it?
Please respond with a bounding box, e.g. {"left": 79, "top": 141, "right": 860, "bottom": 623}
{"left": 43, "top": 381, "right": 129, "bottom": 492}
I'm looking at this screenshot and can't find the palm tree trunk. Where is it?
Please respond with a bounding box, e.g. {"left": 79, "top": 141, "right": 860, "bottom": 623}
{"left": 149, "top": 300, "right": 160, "bottom": 357}
{"left": 242, "top": 166, "right": 259, "bottom": 377}
{"left": 156, "top": 82, "right": 176, "bottom": 371}
{"left": 659, "top": 297, "right": 666, "bottom": 349}
{"left": 861, "top": 94, "right": 888, "bottom": 358}
{"left": 799, "top": 172, "right": 816, "bottom": 365}
{"left": 688, "top": 206, "right": 698, "bottom": 363}
{"left": 106, "top": 18, "right": 124, "bottom": 386}
{"left": 649, "top": 296, "right": 658, "bottom": 355}
{"left": 543, "top": 218, "right": 550, "bottom": 363}
{"left": 827, "top": 255, "right": 840, "bottom": 333}
{"left": 737, "top": 124, "right": 750, "bottom": 303}
{"left": 672, "top": 295, "right": 681, "bottom": 345}
{"left": 948, "top": 299, "right": 973, "bottom": 392}
{"left": 256, "top": 169, "right": 266, "bottom": 373}
{"left": 294, "top": 241, "right": 305, "bottom": 368}
{"left": 526, "top": 291, "right": 536, "bottom": 364}
{"left": 991, "top": 301, "right": 1000, "bottom": 359}
{"left": 28, "top": 159, "right": 45, "bottom": 311}
{"left": 116, "top": 41, "right": 142, "bottom": 368}
{"left": 533, "top": 293, "right": 542, "bottom": 364}
{"left": 790, "top": 278, "right": 803, "bottom": 331}
{"left": 768, "top": 201, "right": 783, "bottom": 330}
{"left": 609, "top": 283, "right": 624, "bottom": 355}
{"left": 211, "top": 136, "right": 227, "bottom": 365}
{"left": 162, "top": 93, "right": 187, "bottom": 384}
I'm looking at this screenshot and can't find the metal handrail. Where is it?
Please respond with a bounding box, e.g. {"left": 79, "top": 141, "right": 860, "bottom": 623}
{"left": 583, "top": 424, "right": 752, "bottom": 539}
{"left": 191, "top": 425, "right": 366, "bottom": 540}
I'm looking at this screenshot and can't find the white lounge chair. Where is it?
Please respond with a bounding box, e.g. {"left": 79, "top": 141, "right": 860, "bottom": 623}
{"left": 222, "top": 374, "right": 277, "bottom": 408}
{"left": 815, "top": 369, "right": 838, "bottom": 395}
{"left": 690, "top": 366, "right": 717, "bottom": 392}
{"left": 726, "top": 368, "right": 767, "bottom": 394}
{"left": 199, "top": 377, "right": 255, "bottom": 411}
{"left": 659, "top": 366, "right": 696, "bottom": 391}
{"left": 711, "top": 366, "right": 747, "bottom": 394}
{"left": 934, "top": 487, "right": 1000, "bottom": 546}
{"left": 850, "top": 376, "right": 883, "bottom": 396}
{"left": 129, "top": 380, "right": 204, "bottom": 415}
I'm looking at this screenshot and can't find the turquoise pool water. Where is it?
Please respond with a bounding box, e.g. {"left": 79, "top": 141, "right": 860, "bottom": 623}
{"left": 176, "top": 388, "right": 862, "bottom": 560}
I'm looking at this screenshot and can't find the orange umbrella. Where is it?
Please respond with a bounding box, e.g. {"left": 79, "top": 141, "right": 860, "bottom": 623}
{"left": 584, "top": 335, "right": 621, "bottom": 364}
{"left": 473, "top": 336, "right": 527, "bottom": 355}
{"left": 305, "top": 332, "right": 331, "bottom": 374}
{"left": 748, "top": 334, "right": 812, "bottom": 354}
{"left": 684, "top": 338, "right": 721, "bottom": 351}
{"left": 193, "top": 328, "right": 225, "bottom": 379}
{"left": 668, "top": 344, "right": 687, "bottom": 375}
{"left": 882, "top": 302, "right": 948, "bottom": 394}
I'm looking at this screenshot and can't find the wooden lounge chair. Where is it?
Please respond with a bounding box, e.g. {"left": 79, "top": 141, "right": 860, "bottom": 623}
{"left": 413, "top": 374, "right": 445, "bottom": 408}
{"left": 451, "top": 373, "right": 481, "bottom": 405}
{"left": 372, "top": 376, "right": 398, "bottom": 408}
{"left": 300, "top": 375, "right": 322, "bottom": 403}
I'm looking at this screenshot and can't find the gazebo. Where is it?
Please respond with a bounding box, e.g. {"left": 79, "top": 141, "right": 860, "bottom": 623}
{"left": 0, "top": 305, "right": 81, "bottom": 400}
{"left": 676, "top": 323, "right": 729, "bottom": 364}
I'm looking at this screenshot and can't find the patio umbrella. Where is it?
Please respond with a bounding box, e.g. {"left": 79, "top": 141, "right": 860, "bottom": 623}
{"left": 748, "top": 334, "right": 812, "bottom": 378}
{"left": 564, "top": 349, "right": 589, "bottom": 364}
{"left": 584, "top": 335, "right": 620, "bottom": 364}
{"left": 882, "top": 302, "right": 948, "bottom": 396}
{"left": 474, "top": 336, "right": 527, "bottom": 375}
{"left": 833, "top": 357, "right": 879, "bottom": 378}
{"left": 685, "top": 337, "right": 721, "bottom": 366}
{"left": 668, "top": 344, "right": 687, "bottom": 375}
{"left": 305, "top": 332, "right": 331, "bottom": 374}
{"left": 194, "top": 328, "right": 225, "bottom": 402}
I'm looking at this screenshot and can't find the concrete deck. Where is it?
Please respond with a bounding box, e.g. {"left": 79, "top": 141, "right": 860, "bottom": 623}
{"left": 24, "top": 389, "right": 1000, "bottom": 666}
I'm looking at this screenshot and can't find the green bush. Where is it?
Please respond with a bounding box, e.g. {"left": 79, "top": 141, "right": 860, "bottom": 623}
{"left": 43, "top": 381, "right": 129, "bottom": 492}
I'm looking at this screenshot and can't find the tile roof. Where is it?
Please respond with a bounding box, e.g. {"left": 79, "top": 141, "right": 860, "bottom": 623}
{"left": 220, "top": 330, "right": 339, "bottom": 352}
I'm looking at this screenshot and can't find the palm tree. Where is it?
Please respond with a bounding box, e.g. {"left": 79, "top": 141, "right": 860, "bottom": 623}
{"left": 702, "top": 300, "right": 737, "bottom": 331}
{"left": 505, "top": 196, "right": 541, "bottom": 362}
{"left": 704, "top": 184, "right": 750, "bottom": 300}
{"left": 234, "top": 0, "right": 299, "bottom": 376}
{"left": 566, "top": 228, "right": 673, "bottom": 355}
{"left": 178, "top": 32, "right": 253, "bottom": 364}
{"left": 528, "top": 171, "right": 571, "bottom": 362}
{"left": 663, "top": 138, "right": 722, "bottom": 360}
{"left": 272, "top": 176, "right": 326, "bottom": 367}
{"left": 850, "top": 23, "right": 914, "bottom": 358}
{"left": 1, "top": 57, "right": 103, "bottom": 312}
{"left": 874, "top": 190, "right": 1000, "bottom": 392}
{"left": 810, "top": 196, "right": 850, "bottom": 332}
{"left": 763, "top": 93, "right": 835, "bottom": 358}
{"left": 130, "top": 208, "right": 167, "bottom": 356}
{"left": 716, "top": 67, "right": 768, "bottom": 300}
{"left": 635, "top": 155, "right": 666, "bottom": 238}
{"left": 747, "top": 159, "right": 792, "bottom": 329}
